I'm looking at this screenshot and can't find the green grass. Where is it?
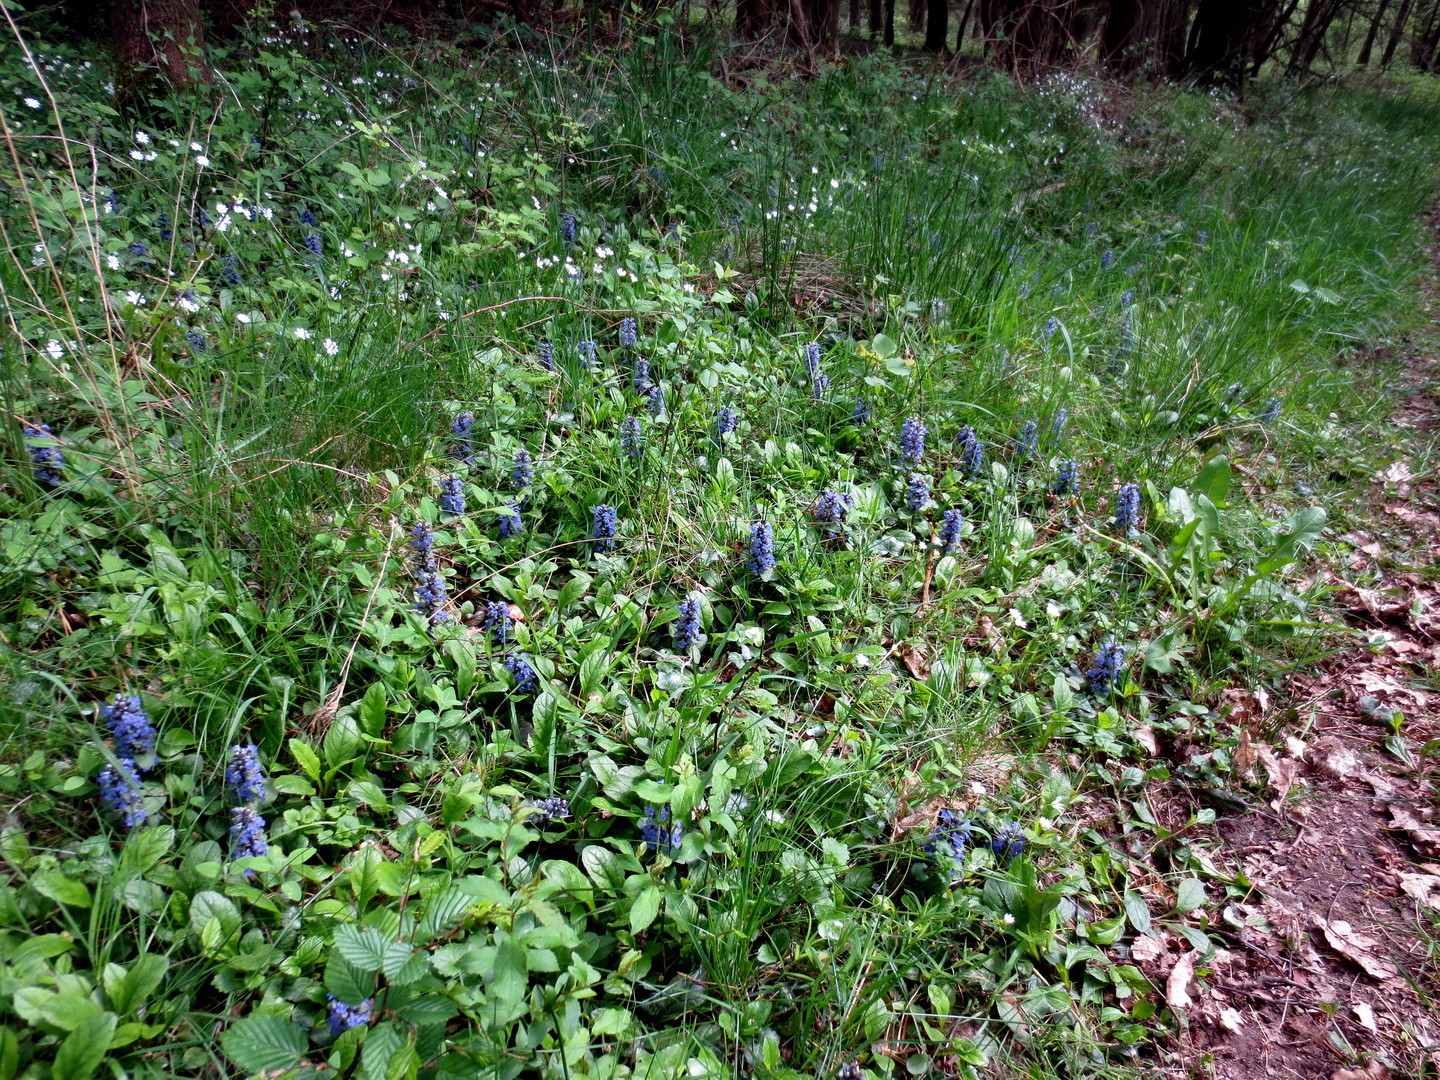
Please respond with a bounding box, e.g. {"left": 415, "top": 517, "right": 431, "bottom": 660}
{"left": 1, "top": 14, "right": 1438, "bottom": 1080}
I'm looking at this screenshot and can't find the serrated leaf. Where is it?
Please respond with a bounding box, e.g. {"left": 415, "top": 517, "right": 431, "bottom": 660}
{"left": 334, "top": 924, "right": 415, "bottom": 978}
{"left": 325, "top": 952, "right": 376, "bottom": 1005}
{"left": 221, "top": 1014, "right": 307, "bottom": 1074}
{"left": 289, "top": 738, "right": 321, "bottom": 783}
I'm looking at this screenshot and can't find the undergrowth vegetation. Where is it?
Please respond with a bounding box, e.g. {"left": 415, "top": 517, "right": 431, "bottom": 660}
{"left": 2, "top": 16, "right": 1439, "bottom": 1080}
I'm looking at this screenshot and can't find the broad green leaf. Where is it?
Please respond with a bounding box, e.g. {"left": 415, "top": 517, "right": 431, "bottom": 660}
{"left": 334, "top": 924, "right": 414, "bottom": 978}
{"left": 31, "top": 873, "right": 91, "bottom": 908}
{"left": 107, "top": 954, "right": 168, "bottom": 1016}
{"left": 325, "top": 952, "right": 376, "bottom": 1005}
{"left": 1174, "top": 878, "right": 1207, "bottom": 913}
{"left": 630, "top": 885, "right": 662, "bottom": 933}
{"left": 1192, "top": 455, "right": 1231, "bottom": 507}
{"left": 221, "top": 1014, "right": 308, "bottom": 1074}
{"left": 188, "top": 891, "right": 240, "bottom": 943}
{"left": 489, "top": 939, "right": 527, "bottom": 1006}
{"left": 289, "top": 738, "right": 321, "bottom": 783}
{"left": 51, "top": 1012, "right": 116, "bottom": 1080}
{"left": 0, "top": 1026, "right": 17, "bottom": 1080}
{"left": 1123, "top": 891, "right": 1152, "bottom": 935}
{"left": 324, "top": 713, "right": 362, "bottom": 768}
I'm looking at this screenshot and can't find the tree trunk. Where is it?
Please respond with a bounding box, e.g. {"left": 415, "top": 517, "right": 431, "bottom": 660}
{"left": 884, "top": 0, "right": 896, "bottom": 44}
{"left": 910, "top": 0, "right": 927, "bottom": 32}
{"left": 1357, "top": 0, "right": 1392, "bottom": 62}
{"left": 1186, "top": 0, "right": 1264, "bottom": 83}
{"left": 956, "top": 0, "right": 976, "bottom": 50}
{"left": 870, "top": 0, "right": 883, "bottom": 37}
{"left": 1380, "top": 0, "right": 1414, "bottom": 64}
{"left": 850, "top": 0, "right": 861, "bottom": 33}
{"left": 112, "top": 0, "right": 211, "bottom": 109}
{"left": 1101, "top": 0, "right": 1140, "bottom": 69}
{"left": 737, "top": 0, "right": 774, "bottom": 38}
{"left": 925, "top": 0, "right": 949, "bottom": 47}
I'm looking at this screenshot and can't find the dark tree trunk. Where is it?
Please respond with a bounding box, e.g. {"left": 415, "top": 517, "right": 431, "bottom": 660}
{"left": 850, "top": 0, "right": 861, "bottom": 33}
{"left": 956, "top": 0, "right": 976, "bottom": 49}
{"left": 925, "top": 0, "right": 949, "bottom": 47}
{"left": 112, "top": 0, "right": 211, "bottom": 109}
{"left": 1288, "top": 0, "right": 1342, "bottom": 72}
{"left": 910, "top": 0, "right": 927, "bottom": 32}
{"left": 1416, "top": 4, "right": 1440, "bottom": 66}
{"left": 1357, "top": 0, "right": 1391, "bottom": 62}
{"left": 1186, "top": 0, "right": 1265, "bottom": 83}
{"left": 1381, "top": 0, "right": 1414, "bottom": 63}
{"left": 1102, "top": 0, "right": 1141, "bottom": 70}
{"left": 870, "top": 0, "right": 883, "bottom": 37}
{"left": 737, "top": 0, "right": 774, "bottom": 37}
{"left": 884, "top": 0, "right": 896, "bottom": 44}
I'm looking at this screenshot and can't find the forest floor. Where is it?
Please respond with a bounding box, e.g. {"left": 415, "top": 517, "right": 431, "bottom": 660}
{"left": 1144, "top": 212, "right": 1440, "bottom": 1080}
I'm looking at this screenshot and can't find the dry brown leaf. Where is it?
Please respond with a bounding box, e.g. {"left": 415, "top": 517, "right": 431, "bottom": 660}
{"left": 1315, "top": 918, "right": 1400, "bottom": 982}
{"left": 1388, "top": 805, "right": 1440, "bottom": 856}
{"left": 1133, "top": 725, "right": 1159, "bottom": 756}
{"left": 1332, "top": 1062, "right": 1391, "bottom": 1080}
{"left": 1311, "top": 738, "right": 1364, "bottom": 780}
{"left": 1234, "top": 727, "right": 1257, "bottom": 779}
{"left": 1218, "top": 1006, "right": 1246, "bottom": 1033}
{"left": 1376, "top": 460, "right": 1414, "bottom": 485}
{"left": 1398, "top": 873, "right": 1440, "bottom": 910}
{"left": 1254, "top": 744, "right": 1302, "bottom": 804}
{"left": 1131, "top": 936, "right": 1165, "bottom": 963}
{"left": 1165, "top": 950, "right": 1198, "bottom": 1008}
{"left": 900, "top": 646, "right": 929, "bottom": 679}
{"left": 1354, "top": 1002, "right": 1379, "bottom": 1033}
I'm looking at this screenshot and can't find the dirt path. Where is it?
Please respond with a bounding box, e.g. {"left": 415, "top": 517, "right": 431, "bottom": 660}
{"left": 1146, "top": 216, "right": 1440, "bottom": 1078}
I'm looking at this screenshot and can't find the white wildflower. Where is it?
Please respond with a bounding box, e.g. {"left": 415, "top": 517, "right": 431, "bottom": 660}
{"left": 293, "top": 327, "right": 312, "bottom": 340}
{"left": 44, "top": 339, "right": 64, "bottom": 359}
{"left": 23, "top": 97, "right": 41, "bottom": 109}
{"left": 322, "top": 337, "right": 339, "bottom": 356}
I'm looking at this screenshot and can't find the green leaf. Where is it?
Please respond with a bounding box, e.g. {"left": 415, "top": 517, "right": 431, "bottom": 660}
{"left": 630, "top": 885, "right": 662, "bottom": 933}
{"left": 489, "top": 939, "right": 527, "bottom": 1006}
{"left": 51, "top": 1012, "right": 116, "bottom": 1080}
{"left": 107, "top": 954, "right": 168, "bottom": 1016}
{"left": 1192, "top": 455, "right": 1231, "bottom": 508}
{"left": 1123, "top": 891, "right": 1152, "bottom": 935}
{"left": 31, "top": 873, "right": 91, "bottom": 908}
{"left": 325, "top": 952, "right": 376, "bottom": 1005}
{"left": 0, "top": 1026, "right": 18, "bottom": 1080}
{"left": 870, "top": 333, "right": 897, "bottom": 358}
{"left": 324, "top": 713, "right": 363, "bottom": 768}
{"left": 334, "top": 924, "right": 415, "bottom": 978}
{"left": 188, "top": 891, "right": 241, "bottom": 943}
{"left": 360, "top": 682, "right": 388, "bottom": 737}
{"left": 1174, "top": 878, "right": 1207, "bottom": 913}
{"left": 1085, "top": 915, "right": 1125, "bottom": 945}
{"left": 221, "top": 1014, "right": 308, "bottom": 1074}
{"left": 289, "top": 738, "right": 321, "bottom": 783}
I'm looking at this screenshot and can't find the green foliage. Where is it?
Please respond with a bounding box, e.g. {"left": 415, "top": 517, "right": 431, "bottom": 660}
{"left": 0, "top": 13, "right": 1437, "bottom": 1080}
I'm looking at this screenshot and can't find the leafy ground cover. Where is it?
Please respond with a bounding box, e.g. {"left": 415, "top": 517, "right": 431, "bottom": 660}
{"left": 2, "top": 18, "right": 1440, "bottom": 1080}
